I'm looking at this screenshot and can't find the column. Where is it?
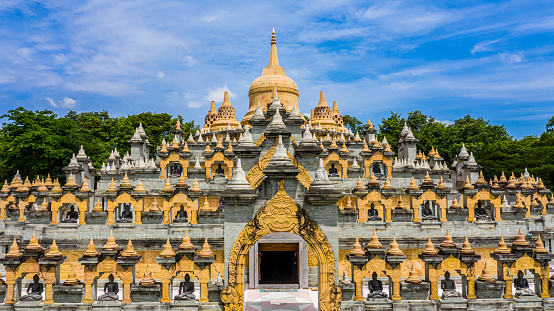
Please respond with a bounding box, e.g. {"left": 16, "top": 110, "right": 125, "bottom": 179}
{"left": 199, "top": 266, "right": 210, "bottom": 303}
{"left": 353, "top": 265, "right": 364, "bottom": 301}
{"left": 83, "top": 266, "right": 94, "bottom": 303}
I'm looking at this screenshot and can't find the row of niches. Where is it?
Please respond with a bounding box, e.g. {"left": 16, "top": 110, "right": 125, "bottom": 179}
{"left": 341, "top": 188, "right": 552, "bottom": 223}
{"left": 343, "top": 229, "right": 554, "bottom": 302}
{"left": 0, "top": 194, "right": 223, "bottom": 226}
{"left": 0, "top": 231, "right": 218, "bottom": 305}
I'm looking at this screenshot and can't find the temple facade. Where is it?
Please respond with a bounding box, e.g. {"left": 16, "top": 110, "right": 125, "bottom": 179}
{"left": 0, "top": 30, "right": 554, "bottom": 311}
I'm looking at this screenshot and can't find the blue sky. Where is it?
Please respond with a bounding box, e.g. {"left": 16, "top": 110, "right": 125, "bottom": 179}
{"left": 0, "top": 0, "right": 553, "bottom": 138}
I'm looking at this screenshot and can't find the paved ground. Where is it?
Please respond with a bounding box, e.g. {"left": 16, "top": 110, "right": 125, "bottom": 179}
{"left": 245, "top": 289, "right": 318, "bottom": 311}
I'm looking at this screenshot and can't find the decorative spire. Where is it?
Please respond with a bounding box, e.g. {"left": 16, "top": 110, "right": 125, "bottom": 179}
{"left": 534, "top": 235, "right": 548, "bottom": 253}
{"left": 5, "top": 238, "right": 22, "bottom": 258}
{"left": 198, "top": 238, "right": 215, "bottom": 258}
{"left": 83, "top": 238, "right": 99, "bottom": 257}
{"left": 134, "top": 179, "right": 146, "bottom": 193}
{"left": 354, "top": 177, "right": 365, "bottom": 191}
{"left": 366, "top": 229, "right": 383, "bottom": 249}
{"left": 463, "top": 176, "right": 474, "bottom": 190}
{"left": 139, "top": 272, "right": 156, "bottom": 287}
{"left": 65, "top": 173, "right": 77, "bottom": 188}
{"left": 349, "top": 237, "right": 365, "bottom": 256}
{"left": 106, "top": 178, "right": 118, "bottom": 193}
{"left": 440, "top": 229, "right": 456, "bottom": 248}
{"left": 478, "top": 262, "right": 495, "bottom": 282}
{"left": 25, "top": 231, "right": 44, "bottom": 252}
{"left": 494, "top": 236, "right": 511, "bottom": 254}
{"left": 161, "top": 179, "right": 173, "bottom": 193}
{"left": 405, "top": 264, "right": 422, "bottom": 283}
{"left": 63, "top": 265, "right": 80, "bottom": 286}
{"left": 268, "top": 27, "right": 279, "bottom": 68}
{"left": 450, "top": 196, "right": 461, "bottom": 209}
{"left": 80, "top": 178, "right": 92, "bottom": 192}
{"left": 159, "top": 238, "right": 176, "bottom": 257}
{"left": 460, "top": 236, "right": 475, "bottom": 255}
{"left": 512, "top": 229, "right": 530, "bottom": 247}
{"left": 45, "top": 239, "right": 63, "bottom": 259}
{"left": 190, "top": 178, "right": 202, "bottom": 192}
{"left": 102, "top": 230, "right": 120, "bottom": 251}
{"left": 387, "top": 236, "right": 404, "bottom": 256}
{"left": 382, "top": 177, "right": 394, "bottom": 191}
{"left": 408, "top": 176, "right": 419, "bottom": 191}
{"left": 179, "top": 231, "right": 195, "bottom": 251}
{"left": 121, "top": 238, "right": 139, "bottom": 257}
{"left": 318, "top": 91, "right": 327, "bottom": 106}
{"left": 422, "top": 236, "right": 438, "bottom": 255}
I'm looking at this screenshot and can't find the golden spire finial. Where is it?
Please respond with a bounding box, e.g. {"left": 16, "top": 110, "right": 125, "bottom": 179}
{"left": 512, "top": 229, "right": 530, "bottom": 246}
{"left": 121, "top": 238, "right": 139, "bottom": 257}
{"left": 406, "top": 264, "right": 422, "bottom": 283}
{"left": 268, "top": 27, "right": 279, "bottom": 68}
{"left": 6, "top": 238, "right": 22, "bottom": 258}
{"left": 272, "top": 27, "right": 275, "bottom": 35}
{"left": 534, "top": 235, "right": 548, "bottom": 253}
{"left": 440, "top": 229, "right": 456, "bottom": 248}
{"left": 387, "top": 236, "right": 404, "bottom": 256}
{"left": 318, "top": 91, "right": 327, "bottom": 106}
{"left": 45, "top": 239, "right": 63, "bottom": 259}
{"left": 367, "top": 229, "right": 383, "bottom": 249}
{"left": 460, "top": 236, "right": 475, "bottom": 254}
{"left": 179, "top": 231, "right": 195, "bottom": 251}
{"left": 198, "top": 238, "right": 214, "bottom": 258}
{"left": 222, "top": 91, "right": 230, "bottom": 106}
{"left": 64, "top": 265, "right": 80, "bottom": 286}
{"left": 422, "top": 236, "right": 438, "bottom": 255}
{"left": 25, "top": 231, "right": 44, "bottom": 252}
{"left": 494, "top": 236, "right": 511, "bottom": 254}
{"left": 159, "top": 238, "right": 176, "bottom": 257}
{"left": 349, "top": 237, "right": 365, "bottom": 256}
{"left": 102, "top": 230, "right": 119, "bottom": 251}
{"left": 83, "top": 238, "right": 99, "bottom": 257}
{"left": 478, "top": 262, "right": 495, "bottom": 282}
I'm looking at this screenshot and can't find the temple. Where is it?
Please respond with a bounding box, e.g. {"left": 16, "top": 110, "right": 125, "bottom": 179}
{"left": 0, "top": 30, "right": 554, "bottom": 311}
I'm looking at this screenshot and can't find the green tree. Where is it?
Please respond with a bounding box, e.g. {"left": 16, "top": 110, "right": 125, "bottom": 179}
{"left": 546, "top": 116, "right": 554, "bottom": 133}
{"left": 342, "top": 115, "right": 364, "bottom": 134}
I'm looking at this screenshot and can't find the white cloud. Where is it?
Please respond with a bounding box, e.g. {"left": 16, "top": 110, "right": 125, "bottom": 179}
{"left": 45, "top": 97, "right": 77, "bottom": 108}
{"left": 206, "top": 86, "right": 237, "bottom": 103}
{"left": 187, "top": 101, "right": 203, "bottom": 108}
{"left": 499, "top": 52, "right": 524, "bottom": 63}
{"left": 16, "top": 48, "right": 33, "bottom": 61}
{"left": 471, "top": 39, "right": 500, "bottom": 54}
{"left": 156, "top": 71, "right": 165, "bottom": 78}
{"left": 181, "top": 55, "right": 198, "bottom": 67}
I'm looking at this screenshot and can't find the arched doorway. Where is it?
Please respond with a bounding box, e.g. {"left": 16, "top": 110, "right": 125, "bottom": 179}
{"left": 220, "top": 180, "right": 342, "bottom": 311}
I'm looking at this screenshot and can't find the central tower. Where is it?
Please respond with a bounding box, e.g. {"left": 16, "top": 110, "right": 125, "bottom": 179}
{"left": 242, "top": 29, "right": 299, "bottom": 124}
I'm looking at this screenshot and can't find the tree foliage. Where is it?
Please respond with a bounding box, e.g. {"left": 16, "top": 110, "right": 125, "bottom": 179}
{"left": 378, "top": 111, "right": 553, "bottom": 190}
{"left": 0, "top": 108, "right": 198, "bottom": 183}
{"left": 342, "top": 115, "right": 364, "bottom": 134}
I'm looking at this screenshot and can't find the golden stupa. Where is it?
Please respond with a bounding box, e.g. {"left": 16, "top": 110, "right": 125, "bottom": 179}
{"left": 243, "top": 29, "right": 299, "bottom": 124}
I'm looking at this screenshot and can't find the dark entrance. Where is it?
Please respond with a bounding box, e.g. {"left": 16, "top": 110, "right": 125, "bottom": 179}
{"left": 258, "top": 243, "right": 298, "bottom": 285}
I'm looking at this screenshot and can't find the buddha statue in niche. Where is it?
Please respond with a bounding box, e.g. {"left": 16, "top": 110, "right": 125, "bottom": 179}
{"left": 62, "top": 205, "right": 79, "bottom": 223}
{"left": 441, "top": 271, "right": 462, "bottom": 298}
{"left": 328, "top": 163, "right": 339, "bottom": 177}
{"left": 174, "top": 205, "right": 188, "bottom": 223}
{"left": 97, "top": 274, "right": 119, "bottom": 301}
{"left": 214, "top": 163, "right": 225, "bottom": 177}
{"left": 367, "top": 272, "right": 387, "bottom": 299}
{"left": 367, "top": 203, "right": 382, "bottom": 221}
{"left": 117, "top": 204, "right": 133, "bottom": 223}
{"left": 514, "top": 270, "right": 535, "bottom": 297}
{"left": 421, "top": 201, "right": 437, "bottom": 220}
{"left": 474, "top": 201, "right": 491, "bottom": 220}
{"left": 175, "top": 273, "right": 195, "bottom": 300}
{"left": 20, "top": 274, "right": 43, "bottom": 301}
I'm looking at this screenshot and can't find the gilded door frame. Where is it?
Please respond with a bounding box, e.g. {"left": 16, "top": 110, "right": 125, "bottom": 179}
{"left": 220, "top": 180, "right": 342, "bottom": 311}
